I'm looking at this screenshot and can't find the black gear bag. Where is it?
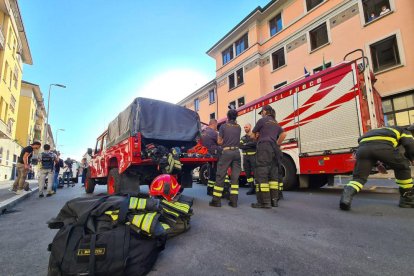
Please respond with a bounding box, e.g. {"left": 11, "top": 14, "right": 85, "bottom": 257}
{"left": 47, "top": 195, "right": 166, "bottom": 276}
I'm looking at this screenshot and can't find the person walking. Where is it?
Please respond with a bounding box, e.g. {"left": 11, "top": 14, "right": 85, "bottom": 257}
{"left": 240, "top": 123, "right": 257, "bottom": 195}
{"left": 38, "top": 144, "right": 57, "bottom": 197}
{"left": 201, "top": 119, "right": 221, "bottom": 196}
{"left": 63, "top": 157, "right": 73, "bottom": 187}
{"left": 11, "top": 141, "right": 41, "bottom": 194}
{"left": 340, "top": 125, "right": 414, "bottom": 210}
{"left": 209, "top": 109, "right": 241, "bottom": 208}
{"left": 53, "top": 151, "right": 64, "bottom": 192}
{"left": 251, "top": 105, "right": 286, "bottom": 208}
{"left": 80, "top": 157, "right": 88, "bottom": 187}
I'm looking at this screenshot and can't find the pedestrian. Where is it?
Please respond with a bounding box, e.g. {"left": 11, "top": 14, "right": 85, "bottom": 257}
{"left": 53, "top": 151, "right": 64, "bottom": 193}
{"left": 209, "top": 109, "right": 241, "bottom": 208}
{"left": 63, "top": 157, "right": 73, "bottom": 187}
{"left": 11, "top": 141, "right": 41, "bottom": 194}
{"left": 240, "top": 123, "right": 257, "bottom": 195}
{"left": 251, "top": 105, "right": 286, "bottom": 208}
{"left": 80, "top": 157, "right": 88, "bottom": 187}
{"left": 340, "top": 125, "right": 414, "bottom": 210}
{"left": 201, "top": 119, "right": 221, "bottom": 196}
{"left": 38, "top": 144, "right": 57, "bottom": 197}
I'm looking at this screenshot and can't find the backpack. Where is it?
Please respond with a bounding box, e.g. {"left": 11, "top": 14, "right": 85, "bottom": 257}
{"left": 41, "top": 152, "right": 55, "bottom": 170}
{"left": 47, "top": 195, "right": 167, "bottom": 276}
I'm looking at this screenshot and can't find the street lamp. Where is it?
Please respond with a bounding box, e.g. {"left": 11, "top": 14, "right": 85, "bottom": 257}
{"left": 44, "top": 83, "right": 66, "bottom": 144}
{"left": 55, "top": 128, "right": 65, "bottom": 151}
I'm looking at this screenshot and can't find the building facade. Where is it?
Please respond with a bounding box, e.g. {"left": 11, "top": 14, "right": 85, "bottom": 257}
{"left": 179, "top": 0, "right": 414, "bottom": 127}
{"left": 0, "top": 0, "right": 32, "bottom": 180}
{"left": 15, "top": 81, "right": 46, "bottom": 147}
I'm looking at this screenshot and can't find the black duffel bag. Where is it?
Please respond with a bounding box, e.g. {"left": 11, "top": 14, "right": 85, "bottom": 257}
{"left": 47, "top": 195, "right": 166, "bottom": 276}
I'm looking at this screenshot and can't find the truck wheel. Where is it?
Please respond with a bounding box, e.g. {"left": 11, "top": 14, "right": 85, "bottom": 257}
{"left": 107, "top": 168, "right": 121, "bottom": 195}
{"left": 281, "top": 156, "right": 299, "bottom": 190}
{"left": 85, "top": 169, "right": 96, "bottom": 194}
{"left": 199, "top": 164, "right": 210, "bottom": 185}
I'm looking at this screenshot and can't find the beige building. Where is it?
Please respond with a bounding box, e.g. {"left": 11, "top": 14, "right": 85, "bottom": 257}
{"left": 0, "top": 0, "right": 33, "bottom": 180}
{"left": 179, "top": 0, "right": 414, "bottom": 128}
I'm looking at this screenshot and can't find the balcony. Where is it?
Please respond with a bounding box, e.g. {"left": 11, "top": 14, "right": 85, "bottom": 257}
{"left": 0, "top": 119, "right": 12, "bottom": 139}
{"left": 34, "top": 124, "right": 42, "bottom": 131}
{"left": 36, "top": 109, "right": 44, "bottom": 118}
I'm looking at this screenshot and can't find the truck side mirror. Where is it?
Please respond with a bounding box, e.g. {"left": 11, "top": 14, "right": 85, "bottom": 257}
{"left": 87, "top": 148, "right": 93, "bottom": 155}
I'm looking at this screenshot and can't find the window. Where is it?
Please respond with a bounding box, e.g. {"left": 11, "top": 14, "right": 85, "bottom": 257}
{"left": 313, "top": 62, "right": 332, "bottom": 74}
{"left": 95, "top": 139, "right": 102, "bottom": 153}
{"left": 102, "top": 135, "right": 107, "bottom": 150}
{"left": 272, "top": 48, "right": 286, "bottom": 70}
{"left": 306, "top": 0, "right": 324, "bottom": 11}
{"left": 229, "top": 74, "right": 235, "bottom": 90}
{"left": 269, "top": 13, "right": 283, "bottom": 36}
{"left": 222, "top": 46, "right": 234, "bottom": 65}
{"left": 237, "top": 97, "right": 245, "bottom": 108}
{"left": 194, "top": 98, "right": 200, "bottom": 112}
{"left": 6, "top": 150, "right": 9, "bottom": 165}
{"left": 0, "top": 147, "right": 3, "bottom": 162}
{"left": 309, "top": 23, "right": 329, "bottom": 51}
{"left": 3, "top": 62, "right": 8, "bottom": 82}
{"left": 236, "top": 68, "right": 244, "bottom": 85}
{"left": 362, "top": 0, "right": 391, "bottom": 23}
{"left": 10, "top": 95, "right": 16, "bottom": 114}
{"left": 209, "top": 89, "right": 215, "bottom": 104}
{"left": 370, "top": 35, "right": 400, "bottom": 72}
{"left": 235, "top": 33, "right": 248, "bottom": 56}
{"left": 228, "top": 101, "right": 236, "bottom": 110}
{"left": 382, "top": 92, "right": 414, "bottom": 127}
{"left": 274, "top": 81, "right": 288, "bottom": 90}
{"left": 13, "top": 73, "right": 17, "bottom": 89}
{"left": 210, "top": 113, "right": 215, "bottom": 120}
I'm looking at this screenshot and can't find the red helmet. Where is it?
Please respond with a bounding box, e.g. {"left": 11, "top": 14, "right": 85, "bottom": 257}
{"left": 149, "top": 174, "right": 181, "bottom": 201}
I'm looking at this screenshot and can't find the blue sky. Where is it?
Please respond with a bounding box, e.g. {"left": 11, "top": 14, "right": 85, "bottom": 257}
{"left": 20, "top": 0, "right": 269, "bottom": 160}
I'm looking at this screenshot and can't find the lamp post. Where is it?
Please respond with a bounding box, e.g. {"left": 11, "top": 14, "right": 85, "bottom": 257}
{"left": 55, "top": 128, "right": 65, "bottom": 151}
{"left": 44, "top": 83, "right": 66, "bottom": 144}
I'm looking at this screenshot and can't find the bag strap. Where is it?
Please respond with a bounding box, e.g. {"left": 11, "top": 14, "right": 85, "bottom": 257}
{"left": 117, "top": 195, "right": 130, "bottom": 224}
{"left": 76, "top": 196, "right": 110, "bottom": 226}
{"left": 89, "top": 234, "right": 97, "bottom": 276}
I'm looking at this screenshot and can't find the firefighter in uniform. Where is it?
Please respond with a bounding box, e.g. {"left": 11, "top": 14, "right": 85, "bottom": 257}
{"left": 252, "top": 105, "right": 286, "bottom": 208}
{"left": 201, "top": 119, "right": 220, "bottom": 196}
{"left": 240, "top": 123, "right": 257, "bottom": 195}
{"left": 340, "top": 125, "right": 414, "bottom": 210}
{"left": 209, "top": 109, "right": 242, "bottom": 208}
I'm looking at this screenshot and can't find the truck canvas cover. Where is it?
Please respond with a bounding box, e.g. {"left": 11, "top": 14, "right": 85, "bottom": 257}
{"left": 107, "top": 97, "right": 201, "bottom": 147}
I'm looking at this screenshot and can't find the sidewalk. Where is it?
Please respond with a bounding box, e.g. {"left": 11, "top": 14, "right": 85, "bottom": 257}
{"left": 0, "top": 180, "right": 39, "bottom": 214}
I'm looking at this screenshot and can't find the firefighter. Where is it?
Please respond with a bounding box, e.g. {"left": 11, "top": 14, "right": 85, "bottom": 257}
{"left": 252, "top": 105, "right": 286, "bottom": 208}
{"left": 209, "top": 109, "right": 241, "bottom": 208}
{"left": 201, "top": 119, "right": 221, "bottom": 196}
{"left": 340, "top": 125, "right": 414, "bottom": 210}
{"left": 240, "top": 123, "right": 257, "bottom": 195}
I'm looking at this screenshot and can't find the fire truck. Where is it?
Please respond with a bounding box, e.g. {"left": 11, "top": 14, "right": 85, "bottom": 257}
{"left": 85, "top": 97, "right": 215, "bottom": 194}
{"left": 201, "top": 50, "right": 384, "bottom": 190}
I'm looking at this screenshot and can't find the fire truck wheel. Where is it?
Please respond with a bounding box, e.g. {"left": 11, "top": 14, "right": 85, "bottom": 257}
{"left": 281, "top": 156, "right": 299, "bottom": 190}
{"left": 199, "top": 164, "right": 210, "bottom": 185}
{"left": 107, "top": 168, "right": 121, "bottom": 195}
{"left": 85, "top": 169, "right": 96, "bottom": 194}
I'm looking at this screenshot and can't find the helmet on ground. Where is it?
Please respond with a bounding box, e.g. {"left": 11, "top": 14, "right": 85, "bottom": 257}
{"left": 149, "top": 174, "right": 181, "bottom": 201}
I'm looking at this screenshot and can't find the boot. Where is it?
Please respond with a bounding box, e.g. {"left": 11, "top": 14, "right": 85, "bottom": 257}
{"left": 209, "top": 196, "right": 221, "bottom": 207}
{"left": 246, "top": 183, "right": 256, "bottom": 195}
{"left": 222, "top": 188, "right": 230, "bottom": 200}
{"left": 229, "top": 194, "right": 238, "bottom": 208}
{"left": 399, "top": 188, "right": 414, "bottom": 208}
{"left": 270, "top": 190, "right": 279, "bottom": 207}
{"left": 339, "top": 186, "right": 358, "bottom": 211}
{"left": 251, "top": 192, "right": 271, "bottom": 209}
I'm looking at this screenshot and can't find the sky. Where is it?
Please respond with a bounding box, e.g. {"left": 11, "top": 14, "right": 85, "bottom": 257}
{"left": 19, "top": 0, "right": 270, "bottom": 160}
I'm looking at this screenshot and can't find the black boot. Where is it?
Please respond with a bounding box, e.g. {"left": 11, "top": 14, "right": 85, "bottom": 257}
{"left": 340, "top": 186, "right": 358, "bottom": 211}
{"left": 270, "top": 190, "right": 279, "bottom": 207}
{"left": 251, "top": 191, "right": 272, "bottom": 209}
{"left": 246, "top": 182, "right": 255, "bottom": 195}
{"left": 207, "top": 186, "right": 213, "bottom": 196}
{"left": 209, "top": 197, "right": 221, "bottom": 207}
{"left": 399, "top": 188, "right": 414, "bottom": 208}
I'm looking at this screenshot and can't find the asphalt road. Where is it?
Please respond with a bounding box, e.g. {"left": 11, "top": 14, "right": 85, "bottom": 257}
{"left": 0, "top": 183, "right": 413, "bottom": 276}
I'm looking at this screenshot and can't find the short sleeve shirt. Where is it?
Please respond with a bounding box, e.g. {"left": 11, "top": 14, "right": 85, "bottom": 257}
{"left": 219, "top": 120, "right": 241, "bottom": 147}
{"left": 252, "top": 116, "right": 284, "bottom": 143}
{"left": 18, "top": 146, "right": 34, "bottom": 164}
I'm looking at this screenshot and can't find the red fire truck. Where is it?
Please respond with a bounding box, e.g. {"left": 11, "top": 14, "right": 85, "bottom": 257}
{"left": 201, "top": 50, "right": 383, "bottom": 190}
{"left": 85, "top": 97, "right": 215, "bottom": 194}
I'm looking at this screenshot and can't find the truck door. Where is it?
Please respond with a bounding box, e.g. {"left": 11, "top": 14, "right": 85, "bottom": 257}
{"left": 93, "top": 138, "right": 103, "bottom": 177}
